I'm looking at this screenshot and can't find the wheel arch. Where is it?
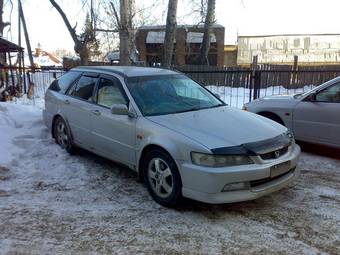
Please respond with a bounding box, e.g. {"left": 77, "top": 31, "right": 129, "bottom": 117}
{"left": 137, "top": 144, "right": 178, "bottom": 182}
{"left": 51, "top": 114, "right": 73, "bottom": 140}
{"left": 257, "top": 111, "right": 285, "bottom": 126}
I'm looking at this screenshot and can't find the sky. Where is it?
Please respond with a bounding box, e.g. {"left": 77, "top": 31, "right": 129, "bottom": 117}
{"left": 3, "top": 0, "right": 340, "bottom": 53}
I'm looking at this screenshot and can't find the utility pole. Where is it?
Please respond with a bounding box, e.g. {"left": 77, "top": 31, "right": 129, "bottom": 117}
{"left": 18, "top": 0, "right": 34, "bottom": 70}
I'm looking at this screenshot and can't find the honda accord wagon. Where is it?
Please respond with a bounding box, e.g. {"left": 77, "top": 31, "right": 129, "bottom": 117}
{"left": 43, "top": 66, "right": 301, "bottom": 206}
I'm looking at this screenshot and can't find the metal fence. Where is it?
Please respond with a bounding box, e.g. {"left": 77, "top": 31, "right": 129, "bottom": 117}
{"left": 2, "top": 66, "right": 340, "bottom": 108}
{"left": 181, "top": 68, "right": 340, "bottom": 108}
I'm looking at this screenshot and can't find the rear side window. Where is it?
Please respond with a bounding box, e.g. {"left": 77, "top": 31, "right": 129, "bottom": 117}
{"left": 69, "top": 75, "right": 98, "bottom": 101}
{"left": 48, "top": 71, "right": 81, "bottom": 94}
{"left": 96, "top": 77, "right": 127, "bottom": 108}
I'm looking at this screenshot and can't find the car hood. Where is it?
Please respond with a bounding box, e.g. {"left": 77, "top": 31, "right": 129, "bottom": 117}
{"left": 146, "top": 106, "right": 286, "bottom": 149}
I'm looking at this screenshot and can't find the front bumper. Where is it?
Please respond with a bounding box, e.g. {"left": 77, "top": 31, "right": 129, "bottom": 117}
{"left": 178, "top": 144, "right": 301, "bottom": 204}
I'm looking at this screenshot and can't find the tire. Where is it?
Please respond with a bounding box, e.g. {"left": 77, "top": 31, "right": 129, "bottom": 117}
{"left": 143, "top": 149, "right": 182, "bottom": 207}
{"left": 53, "top": 116, "right": 76, "bottom": 154}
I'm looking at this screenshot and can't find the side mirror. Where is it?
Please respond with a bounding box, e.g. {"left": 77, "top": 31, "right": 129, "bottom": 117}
{"left": 110, "top": 104, "right": 129, "bottom": 115}
{"left": 308, "top": 92, "right": 317, "bottom": 102}
{"left": 110, "top": 103, "right": 137, "bottom": 118}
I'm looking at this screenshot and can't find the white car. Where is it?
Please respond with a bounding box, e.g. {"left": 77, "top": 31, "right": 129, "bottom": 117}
{"left": 244, "top": 77, "right": 340, "bottom": 149}
{"left": 43, "top": 66, "right": 301, "bottom": 206}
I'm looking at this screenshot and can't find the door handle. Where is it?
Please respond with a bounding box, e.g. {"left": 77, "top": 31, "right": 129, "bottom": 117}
{"left": 64, "top": 99, "right": 70, "bottom": 105}
{"left": 91, "top": 110, "right": 101, "bottom": 116}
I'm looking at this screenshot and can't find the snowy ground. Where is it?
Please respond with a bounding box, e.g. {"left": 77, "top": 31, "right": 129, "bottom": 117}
{"left": 0, "top": 96, "right": 339, "bottom": 254}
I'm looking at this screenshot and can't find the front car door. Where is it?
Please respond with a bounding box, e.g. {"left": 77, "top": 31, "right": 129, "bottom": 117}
{"left": 62, "top": 73, "right": 98, "bottom": 148}
{"left": 293, "top": 82, "right": 340, "bottom": 146}
{"left": 90, "top": 74, "right": 136, "bottom": 166}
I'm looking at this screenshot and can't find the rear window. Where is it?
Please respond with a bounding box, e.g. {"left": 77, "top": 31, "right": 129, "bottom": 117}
{"left": 48, "top": 71, "right": 81, "bottom": 94}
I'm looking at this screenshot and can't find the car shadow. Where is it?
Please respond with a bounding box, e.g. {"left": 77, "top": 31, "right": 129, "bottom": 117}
{"left": 75, "top": 147, "right": 139, "bottom": 180}
{"left": 297, "top": 140, "right": 340, "bottom": 159}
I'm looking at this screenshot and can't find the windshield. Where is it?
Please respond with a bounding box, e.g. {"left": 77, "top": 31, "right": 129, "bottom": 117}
{"left": 126, "top": 74, "right": 225, "bottom": 116}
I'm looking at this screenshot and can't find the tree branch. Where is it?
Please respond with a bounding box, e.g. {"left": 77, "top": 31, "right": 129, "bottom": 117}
{"left": 94, "top": 28, "right": 119, "bottom": 33}
{"left": 110, "top": 1, "right": 121, "bottom": 29}
{"left": 49, "top": 0, "right": 79, "bottom": 44}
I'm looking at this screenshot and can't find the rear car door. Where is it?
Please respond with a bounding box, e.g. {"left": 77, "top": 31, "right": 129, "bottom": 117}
{"left": 90, "top": 74, "right": 136, "bottom": 165}
{"left": 62, "top": 73, "right": 98, "bottom": 148}
{"left": 293, "top": 82, "right": 340, "bottom": 146}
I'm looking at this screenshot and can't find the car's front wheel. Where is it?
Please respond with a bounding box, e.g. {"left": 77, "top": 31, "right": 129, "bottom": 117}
{"left": 53, "top": 116, "right": 76, "bottom": 154}
{"left": 143, "top": 149, "right": 182, "bottom": 207}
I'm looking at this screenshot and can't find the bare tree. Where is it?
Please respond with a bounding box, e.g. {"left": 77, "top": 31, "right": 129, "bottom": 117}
{"left": 0, "top": 0, "right": 10, "bottom": 37}
{"left": 198, "top": 0, "right": 215, "bottom": 65}
{"left": 49, "top": 0, "right": 99, "bottom": 65}
{"left": 162, "top": 0, "right": 178, "bottom": 68}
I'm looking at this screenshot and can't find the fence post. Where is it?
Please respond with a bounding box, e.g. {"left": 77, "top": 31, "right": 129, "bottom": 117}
{"left": 292, "top": 55, "right": 298, "bottom": 89}
{"left": 253, "top": 70, "right": 261, "bottom": 100}
{"left": 26, "top": 71, "right": 34, "bottom": 101}
{"left": 249, "top": 56, "right": 258, "bottom": 102}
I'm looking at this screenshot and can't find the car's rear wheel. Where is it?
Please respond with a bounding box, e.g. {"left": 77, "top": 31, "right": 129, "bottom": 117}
{"left": 53, "top": 116, "right": 76, "bottom": 154}
{"left": 143, "top": 149, "right": 182, "bottom": 207}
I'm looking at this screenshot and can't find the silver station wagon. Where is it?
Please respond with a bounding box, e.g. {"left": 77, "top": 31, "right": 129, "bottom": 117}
{"left": 43, "top": 66, "right": 301, "bottom": 206}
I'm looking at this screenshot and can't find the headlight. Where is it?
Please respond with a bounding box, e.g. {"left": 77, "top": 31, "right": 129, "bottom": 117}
{"left": 191, "top": 152, "right": 254, "bottom": 167}
{"left": 285, "top": 130, "right": 294, "bottom": 140}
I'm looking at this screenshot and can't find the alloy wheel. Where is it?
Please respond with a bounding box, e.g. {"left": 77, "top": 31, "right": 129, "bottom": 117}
{"left": 56, "top": 120, "right": 69, "bottom": 149}
{"left": 147, "top": 158, "right": 173, "bottom": 198}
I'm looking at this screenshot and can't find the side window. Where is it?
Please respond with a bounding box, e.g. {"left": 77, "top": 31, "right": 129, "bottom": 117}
{"left": 96, "top": 77, "right": 127, "bottom": 108}
{"left": 69, "top": 75, "right": 98, "bottom": 101}
{"left": 48, "top": 71, "right": 81, "bottom": 94}
{"left": 316, "top": 83, "right": 340, "bottom": 103}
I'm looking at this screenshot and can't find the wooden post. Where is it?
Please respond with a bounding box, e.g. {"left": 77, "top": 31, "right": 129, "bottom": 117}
{"left": 19, "top": 0, "right": 35, "bottom": 98}
{"left": 17, "top": 5, "right": 23, "bottom": 93}
{"left": 18, "top": 0, "right": 34, "bottom": 70}
{"left": 22, "top": 50, "right": 26, "bottom": 93}
{"left": 7, "top": 50, "right": 15, "bottom": 88}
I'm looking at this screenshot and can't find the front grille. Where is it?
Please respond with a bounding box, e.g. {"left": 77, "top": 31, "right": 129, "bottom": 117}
{"left": 250, "top": 168, "right": 295, "bottom": 188}
{"left": 260, "top": 146, "right": 288, "bottom": 160}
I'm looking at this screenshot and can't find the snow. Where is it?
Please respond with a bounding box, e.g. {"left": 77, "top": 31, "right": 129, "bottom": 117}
{"left": 146, "top": 31, "right": 166, "bottom": 44}
{"left": 0, "top": 89, "right": 339, "bottom": 254}
{"left": 186, "top": 32, "right": 217, "bottom": 43}
{"left": 206, "top": 85, "right": 315, "bottom": 108}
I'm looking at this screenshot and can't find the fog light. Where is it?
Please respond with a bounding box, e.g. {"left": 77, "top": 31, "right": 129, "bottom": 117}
{"left": 222, "top": 182, "right": 249, "bottom": 192}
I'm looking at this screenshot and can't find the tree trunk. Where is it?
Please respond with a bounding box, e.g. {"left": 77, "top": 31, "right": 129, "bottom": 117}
{"left": 78, "top": 45, "right": 89, "bottom": 66}
{"left": 199, "top": 0, "right": 215, "bottom": 65}
{"left": 74, "top": 41, "right": 89, "bottom": 66}
{"left": 162, "top": 0, "right": 178, "bottom": 68}
{"left": 119, "top": 0, "right": 133, "bottom": 66}
{"left": 0, "top": 0, "right": 9, "bottom": 65}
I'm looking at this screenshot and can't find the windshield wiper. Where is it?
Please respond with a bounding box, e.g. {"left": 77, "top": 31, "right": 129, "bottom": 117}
{"left": 172, "top": 107, "right": 201, "bottom": 114}
{"left": 173, "top": 104, "right": 225, "bottom": 114}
